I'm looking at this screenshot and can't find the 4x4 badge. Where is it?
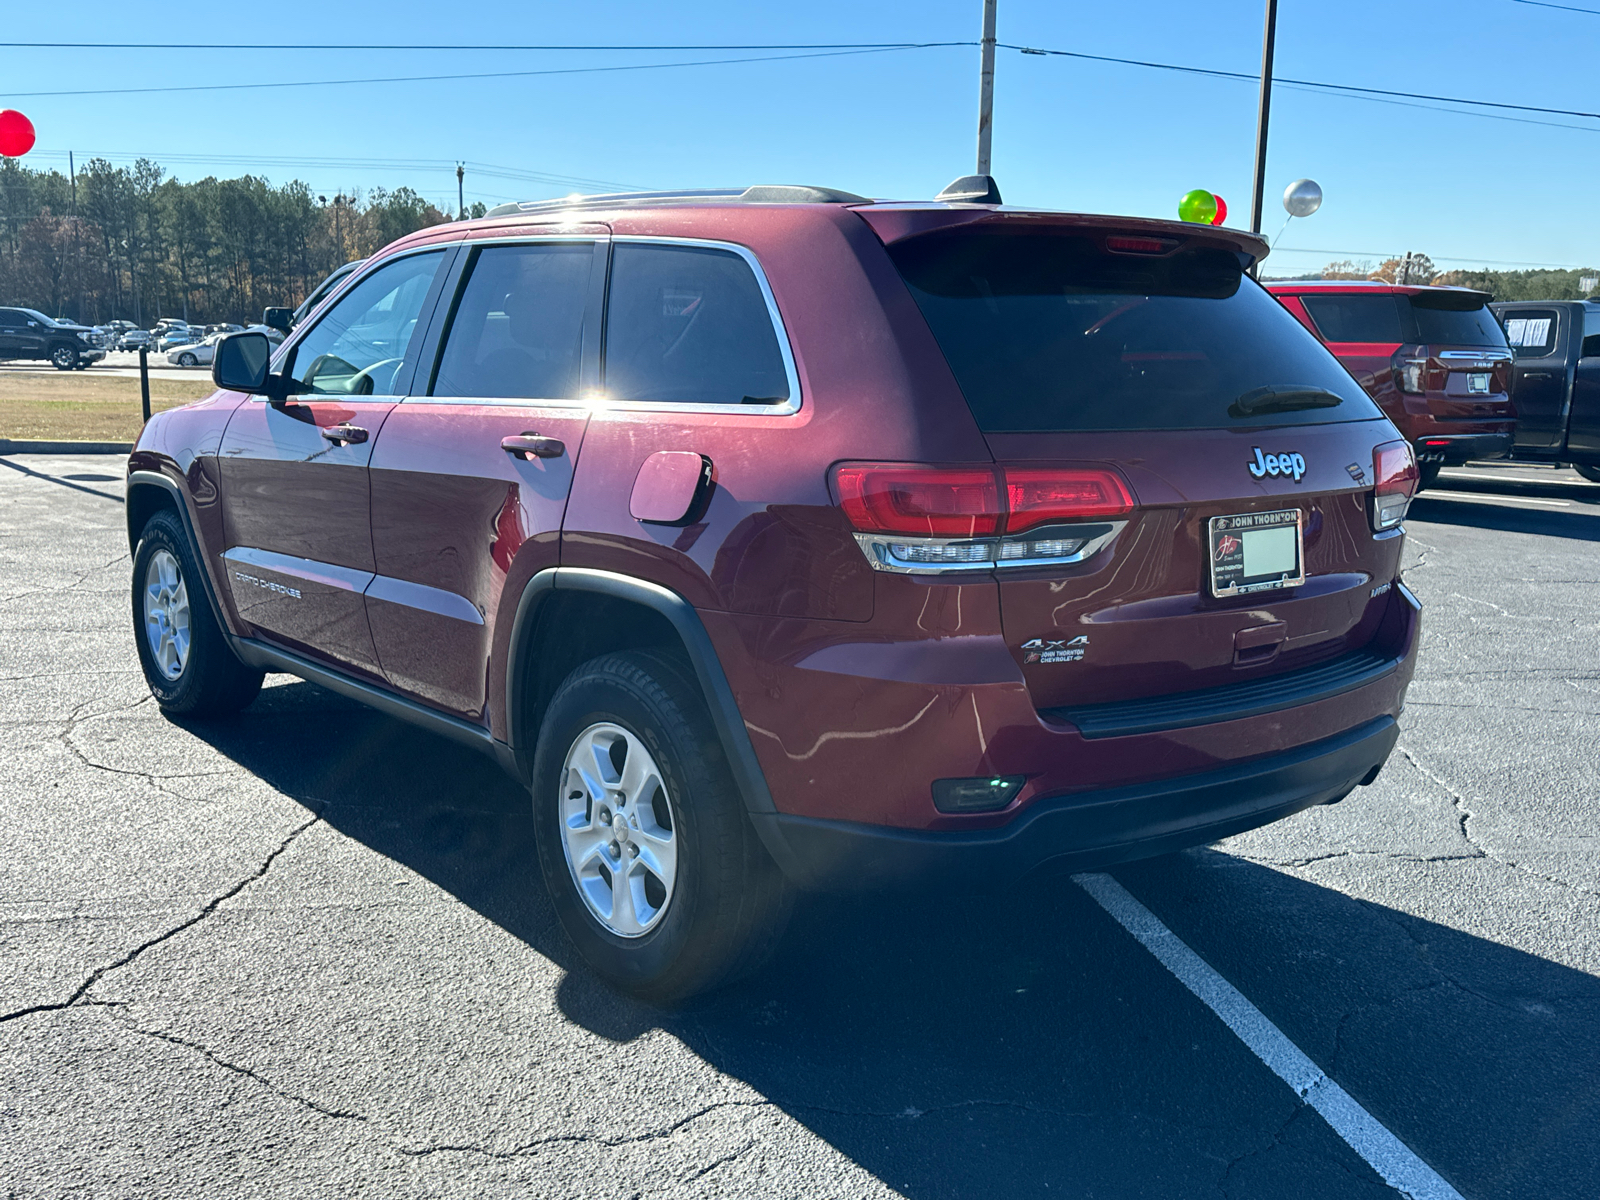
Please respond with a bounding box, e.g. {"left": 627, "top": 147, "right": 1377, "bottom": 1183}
{"left": 1022, "top": 635, "right": 1088, "bottom": 664}
{"left": 1248, "top": 447, "right": 1307, "bottom": 482}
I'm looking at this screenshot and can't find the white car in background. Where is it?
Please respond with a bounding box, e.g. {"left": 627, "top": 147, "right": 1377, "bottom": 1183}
{"left": 166, "top": 333, "right": 223, "bottom": 367}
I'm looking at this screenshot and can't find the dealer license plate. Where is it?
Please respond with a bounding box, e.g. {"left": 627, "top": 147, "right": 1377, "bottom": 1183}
{"left": 1209, "top": 509, "right": 1305, "bottom": 597}
{"left": 1467, "top": 373, "right": 1491, "bottom": 394}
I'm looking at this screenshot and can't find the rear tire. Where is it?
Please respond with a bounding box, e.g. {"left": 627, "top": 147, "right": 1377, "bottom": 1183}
{"left": 533, "top": 650, "right": 790, "bottom": 1004}
{"left": 1575, "top": 465, "right": 1600, "bottom": 484}
{"left": 1415, "top": 462, "right": 1442, "bottom": 491}
{"left": 132, "top": 508, "right": 264, "bottom": 716}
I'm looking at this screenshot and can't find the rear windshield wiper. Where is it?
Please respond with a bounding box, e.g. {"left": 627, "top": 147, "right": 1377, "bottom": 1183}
{"left": 1229, "top": 385, "right": 1345, "bottom": 418}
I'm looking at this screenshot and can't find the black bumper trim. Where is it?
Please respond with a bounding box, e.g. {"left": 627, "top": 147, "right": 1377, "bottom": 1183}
{"left": 756, "top": 716, "right": 1398, "bottom": 890}
{"left": 1043, "top": 648, "right": 1400, "bottom": 740}
{"left": 1414, "top": 432, "right": 1513, "bottom": 463}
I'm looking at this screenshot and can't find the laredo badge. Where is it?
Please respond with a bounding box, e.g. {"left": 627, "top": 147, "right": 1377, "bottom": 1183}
{"left": 1022, "top": 635, "right": 1089, "bottom": 664}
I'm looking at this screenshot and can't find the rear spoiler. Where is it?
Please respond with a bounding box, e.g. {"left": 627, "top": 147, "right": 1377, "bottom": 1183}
{"left": 853, "top": 206, "right": 1272, "bottom": 271}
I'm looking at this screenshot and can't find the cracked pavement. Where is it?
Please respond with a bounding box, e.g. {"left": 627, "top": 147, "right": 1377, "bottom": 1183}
{"left": 2, "top": 455, "right": 1598, "bottom": 1198}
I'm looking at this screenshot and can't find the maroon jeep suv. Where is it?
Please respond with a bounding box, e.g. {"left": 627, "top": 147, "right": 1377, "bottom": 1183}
{"left": 127, "top": 180, "right": 1422, "bottom": 1000}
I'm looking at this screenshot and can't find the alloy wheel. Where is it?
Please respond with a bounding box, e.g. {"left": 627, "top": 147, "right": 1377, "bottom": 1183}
{"left": 558, "top": 722, "right": 678, "bottom": 937}
{"left": 142, "top": 549, "right": 191, "bottom": 680}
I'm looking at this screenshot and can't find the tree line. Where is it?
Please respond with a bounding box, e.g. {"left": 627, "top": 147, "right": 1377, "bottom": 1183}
{"left": 1311, "top": 255, "right": 1600, "bottom": 301}
{"left": 0, "top": 157, "right": 484, "bottom": 327}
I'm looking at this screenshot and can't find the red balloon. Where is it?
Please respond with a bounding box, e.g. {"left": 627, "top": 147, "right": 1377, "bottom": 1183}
{"left": 0, "top": 110, "right": 36, "bottom": 158}
{"left": 1211, "top": 195, "right": 1228, "bottom": 226}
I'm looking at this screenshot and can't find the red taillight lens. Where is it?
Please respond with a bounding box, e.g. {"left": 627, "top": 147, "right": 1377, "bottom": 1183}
{"left": 1374, "top": 441, "right": 1418, "bottom": 497}
{"left": 833, "top": 465, "right": 1002, "bottom": 537}
{"left": 1105, "top": 235, "right": 1178, "bottom": 255}
{"left": 833, "top": 464, "right": 1135, "bottom": 537}
{"left": 1372, "top": 440, "right": 1418, "bottom": 531}
{"left": 1004, "top": 468, "right": 1134, "bottom": 533}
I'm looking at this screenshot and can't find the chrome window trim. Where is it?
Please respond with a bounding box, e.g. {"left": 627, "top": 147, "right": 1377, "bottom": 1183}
{"left": 852, "top": 522, "right": 1127, "bottom": 575}
{"left": 600, "top": 235, "right": 803, "bottom": 417}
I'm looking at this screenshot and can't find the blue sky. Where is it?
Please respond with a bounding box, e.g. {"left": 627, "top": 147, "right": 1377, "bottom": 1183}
{"left": 4, "top": 0, "right": 1597, "bottom": 276}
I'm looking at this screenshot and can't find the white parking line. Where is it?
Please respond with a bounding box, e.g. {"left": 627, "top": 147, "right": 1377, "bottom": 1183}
{"left": 1423, "top": 490, "right": 1572, "bottom": 508}
{"left": 1073, "top": 872, "right": 1465, "bottom": 1200}
{"left": 1439, "top": 471, "right": 1592, "bottom": 487}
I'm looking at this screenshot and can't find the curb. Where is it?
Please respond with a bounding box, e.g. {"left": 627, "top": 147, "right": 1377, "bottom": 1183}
{"left": 0, "top": 440, "right": 133, "bottom": 455}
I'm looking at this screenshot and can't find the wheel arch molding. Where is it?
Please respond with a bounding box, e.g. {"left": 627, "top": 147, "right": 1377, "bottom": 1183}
{"left": 502, "top": 567, "right": 778, "bottom": 823}
{"left": 126, "top": 468, "right": 235, "bottom": 640}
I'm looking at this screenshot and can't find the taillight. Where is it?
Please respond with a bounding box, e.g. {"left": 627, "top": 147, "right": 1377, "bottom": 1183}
{"left": 1005, "top": 468, "right": 1134, "bottom": 533}
{"left": 832, "top": 463, "right": 1135, "bottom": 572}
{"left": 1372, "top": 440, "right": 1418, "bottom": 531}
{"left": 833, "top": 466, "right": 1001, "bottom": 538}
{"left": 1392, "top": 347, "right": 1427, "bottom": 394}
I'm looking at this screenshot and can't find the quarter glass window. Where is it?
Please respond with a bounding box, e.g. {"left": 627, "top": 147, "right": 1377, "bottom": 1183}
{"left": 431, "top": 243, "right": 593, "bottom": 399}
{"left": 287, "top": 250, "right": 444, "bottom": 396}
{"left": 603, "top": 244, "right": 790, "bottom": 405}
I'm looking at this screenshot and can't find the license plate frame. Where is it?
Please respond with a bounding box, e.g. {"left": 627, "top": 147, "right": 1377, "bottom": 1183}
{"left": 1467, "top": 372, "right": 1491, "bottom": 394}
{"left": 1208, "top": 509, "right": 1305, "bottom": 598}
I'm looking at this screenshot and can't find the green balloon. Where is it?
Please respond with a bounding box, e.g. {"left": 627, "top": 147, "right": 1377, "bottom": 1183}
{"left": 1178, "top": 189, "right": 1217, "bottom": 224}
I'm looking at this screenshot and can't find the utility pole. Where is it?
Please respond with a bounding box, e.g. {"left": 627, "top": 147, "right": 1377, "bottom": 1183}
{"left": 976, "top": 0, "right": 998, "bottom": 175}
{"left": 456, "top": 163, "right": 465, "bottom": 219}
{"left": 1248, "top": 0, "right": 1279, "bottom": 236}
{"left": 69, "top": 151, "right": 83, "bottom": 324}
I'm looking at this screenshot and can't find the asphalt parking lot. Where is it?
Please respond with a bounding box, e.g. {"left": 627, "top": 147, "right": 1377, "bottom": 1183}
{"left": 2, "top": 455, "right": 1597, "bottom": 1199}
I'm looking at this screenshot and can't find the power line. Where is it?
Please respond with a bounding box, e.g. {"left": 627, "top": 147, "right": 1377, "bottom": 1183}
{"left": 1005, "top": 43, "right": 1600, "bottom": 122}
{"left": 1510, "top": 0, "right": 1600, "bottom": 14}
{"left": 1273, "top": 246, "right": 1598, "bottom": 269}
{"left": 1, "top": 45, "right": 934, "bottom": 99}
{"left": 0, "top": 40, "right": 971, "bottom": 52}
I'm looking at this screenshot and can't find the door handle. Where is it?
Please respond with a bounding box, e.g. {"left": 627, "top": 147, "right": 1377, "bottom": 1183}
{"left": 502, "top": 432, "right": 566, "bottom": 460}
{"left": 321, "top": 423, "right": 369, "bottom": 445}
{"left": 1524, "top": 371, "right": 1553, "bottom": 379}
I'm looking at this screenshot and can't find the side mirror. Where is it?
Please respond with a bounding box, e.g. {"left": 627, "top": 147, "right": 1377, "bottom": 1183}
{"left": 263, "top": 307, "right": 293, "bottom": 335}
{"left": 213, "top": 331, "right": 273, "bottom": 395}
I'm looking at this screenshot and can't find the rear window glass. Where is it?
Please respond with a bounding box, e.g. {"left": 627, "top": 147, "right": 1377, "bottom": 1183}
{"left": 603, "top": 243, "right": 790, "bottom": 405}
{"left": 1300, "top": 295, "right": 1404, "bottom": 343}
{"left": 888, "top": 231, "right": 1381, "bottom": 432}
{"left": 1501, "top": 309, "right": 1558, "bottom": 357}
{"left": 1407, "top": 295, "right": 1508, "bottom": 348}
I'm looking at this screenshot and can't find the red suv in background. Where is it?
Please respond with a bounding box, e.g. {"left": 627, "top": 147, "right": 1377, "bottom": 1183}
{"left": 127, "top": 181, "right": 1422, "bottom": 1000}
{"left": 1267, "top": 281, "right": 1515, "bottom": 487}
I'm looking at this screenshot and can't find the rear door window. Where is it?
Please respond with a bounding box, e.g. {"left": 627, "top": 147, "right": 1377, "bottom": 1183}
{"left": 887, "top": 230, "right": 1380, "bottom": 432}
{"left": 431, "top": 242, "right": 593, "bottom": 399}
{"left": 602, "top": 242, "right": 791, "bottom": 405}
{"left": 1299, "top": 294, "right": 1404, "bottom": 343}
{"left": 1502, "top": 309, "right": 1559, "bottom": 357}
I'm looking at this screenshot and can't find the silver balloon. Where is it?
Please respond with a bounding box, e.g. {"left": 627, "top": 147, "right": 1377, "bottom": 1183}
{"left": 1283, "top": 179, "right": 1323, "bottom": 219}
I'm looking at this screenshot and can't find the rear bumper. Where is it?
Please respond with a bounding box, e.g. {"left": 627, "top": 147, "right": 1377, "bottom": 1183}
{"left": 757, "top": 715, "right": 1399, "bottom": 890}
{"left": 1415, "top": 431, "right": 1512, "bottom": 465}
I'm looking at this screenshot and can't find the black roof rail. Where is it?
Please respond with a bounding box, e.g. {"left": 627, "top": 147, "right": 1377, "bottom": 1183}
{"left": 480, "top": 184, "right": 869, "bottom": 218}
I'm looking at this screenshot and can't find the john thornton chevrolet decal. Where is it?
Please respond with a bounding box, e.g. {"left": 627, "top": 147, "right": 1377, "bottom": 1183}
{"left": 1022, "top": 635, "right": 1088, "bottom": 664}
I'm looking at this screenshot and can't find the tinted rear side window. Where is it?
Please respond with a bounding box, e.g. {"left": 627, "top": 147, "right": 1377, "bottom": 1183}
{"left": 603, "top": 243, "right": 790, "bottom": 405}
{"left": 1300, "top": 294, "right": 1404, "bottom": 343}
{"left": 1405, "top": 295, "right": 1508, "bottom": 348}
{"left": 432, "top": 242, "right": 593, "bottom": 399}
{"left": 888, "top": 231, "right": 1379, "bottom": 432}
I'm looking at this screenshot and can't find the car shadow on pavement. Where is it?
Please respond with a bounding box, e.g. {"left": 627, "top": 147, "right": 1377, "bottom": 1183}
{"left": 180, "top": 679, "right": 1600, "bottom": 1200}
{"left": 1409, "top": 494, "right": 1600, "bottom": 542}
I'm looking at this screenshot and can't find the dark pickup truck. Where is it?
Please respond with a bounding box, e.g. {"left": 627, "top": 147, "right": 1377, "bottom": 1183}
{"left": 1492, "top": 300, "right": 1600, "bottom": 481}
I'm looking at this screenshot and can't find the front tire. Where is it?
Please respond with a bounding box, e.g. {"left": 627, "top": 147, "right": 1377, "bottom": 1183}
{"left": 132, "top": 508, "right": 264, "bottom": 716}
{"left": 1574, "top": 465, "right": 1600, "bottom": 484}
{"left": 178, "top": 352, "right": 197, "bottom": 367}
{"left": 533, "top": 651, "right": 790, "bottom": 1003}
{"left": 50, "top": 345, "right": 75, "bottom": 371}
